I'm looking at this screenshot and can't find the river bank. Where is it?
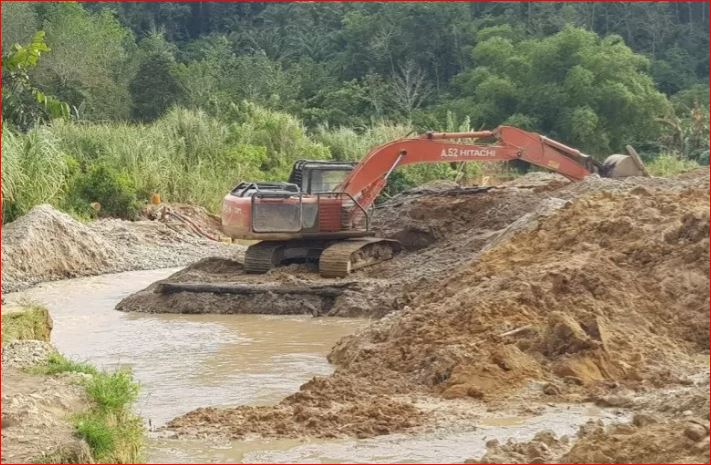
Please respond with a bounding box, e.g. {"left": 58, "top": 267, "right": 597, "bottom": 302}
{"left": 1, "top": 306, "right": 142, "bottom": 463}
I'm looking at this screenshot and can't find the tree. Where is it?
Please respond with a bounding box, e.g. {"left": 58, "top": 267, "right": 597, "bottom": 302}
{"left": 389, "top": 61, "right": 431, "bottom": 120}
{"left": 1, "top": 1, "right": 38, "bottom": 55}
{"left": 31, "top": 3, "right": 134, "bottom": 121}
{"left": 451, "top": 26, "right": 671, "bottom": 156}
{"left": 129, "top": 34, "right": 182, "bottom": 121}
{"left": 2, "top": 31, "right": 69, "bottom": 129}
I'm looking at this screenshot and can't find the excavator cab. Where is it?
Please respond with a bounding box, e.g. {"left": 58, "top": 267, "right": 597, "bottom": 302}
{"left": 222, "top": 158, "right": 385, "bottom": 276}
{"left": 287, "top": 160, "right": 357, "bottom": 194}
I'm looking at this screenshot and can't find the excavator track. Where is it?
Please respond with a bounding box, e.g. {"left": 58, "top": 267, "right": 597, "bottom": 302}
{"left": 244, "top": 241, "right": 286, "bottom": 273}
{"left": 319, "top": 238, "right": 402, "bottom": 278}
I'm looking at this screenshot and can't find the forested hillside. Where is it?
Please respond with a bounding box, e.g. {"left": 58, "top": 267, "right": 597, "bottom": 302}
{"left": 2, "top": 2, "right": 709, "bottom": 222}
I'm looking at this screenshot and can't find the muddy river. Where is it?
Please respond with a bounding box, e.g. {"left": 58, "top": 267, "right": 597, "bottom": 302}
{"left": 4, "top": 269, "right": 625, "bottom": 463}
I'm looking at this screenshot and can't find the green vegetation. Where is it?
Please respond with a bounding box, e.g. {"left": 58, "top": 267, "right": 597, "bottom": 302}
{"left": 646, "top": 153, "right": 701, "bottom": 177}
{"left": 34, "top": 352, "right": 143, "bottom": 464}
{"left": 75, "top": 373, "right": 143, "bottom": 464}
{"left": 1, "top": 306, "right": 52, "bottom": 344}
{"left": 2, "top": 106, "right": 461, "bottom": 221}
{"left": 2, "top": 30, "right": 69, "bottom": 129}
{"left": 85, "top": 369, "right": 140, "bottom": 411}
{"left": 450, "top": 25, "right": 669, "bottom": 154}
{"left": 37, "top": 352, "right": 98, "bottom": 376}
{"left": 2, "top": 2, "right": 708, "bottom": 223}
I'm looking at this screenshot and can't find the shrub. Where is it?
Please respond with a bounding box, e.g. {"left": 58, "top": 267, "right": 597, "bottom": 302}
{"left": 75, "top": 415, "right": 115, "bottom": 458}
{"left": 74, "top": 162, "right": 140, "bottom": 219}
{"left": 646, "top": 153, "right": 700, "bottom": 177}
{"left": 86, "top": 371, "right": 139, "bottom": 412}
{"left": 34, "top": 353, "right": 143, "bottom": 463}
{"left": 36, "top": 352, "right": 98, "bottom": 376}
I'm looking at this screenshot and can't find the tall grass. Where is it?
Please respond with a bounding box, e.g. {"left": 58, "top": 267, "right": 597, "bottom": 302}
{"left": 35, "top": 352, "right": 98, "bottom": 376}
{"left": 2, "top": 105, "right": 330, "bottom": 221}
{"left": 2, "top": 104, "right": 487, "bottom": 223}
{"left": 2, "top": 126, "right": 71, "bottom": 220}
{"left": 312, "top": 122, "right": 414, "bottom": 161}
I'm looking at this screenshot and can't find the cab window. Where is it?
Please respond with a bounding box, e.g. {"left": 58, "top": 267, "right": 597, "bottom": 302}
{"left": 307, "top": 169, "right": 350, "bottom": 193}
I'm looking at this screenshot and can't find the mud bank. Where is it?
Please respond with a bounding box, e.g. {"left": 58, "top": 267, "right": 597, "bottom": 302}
{"left": 1, "top": 306, "right": 143, "bottom": 463}
{"left": 1, "top": 365, "right": 93, "bottom": 463}
{"left": 1, "top": 203, "right": 239, "bottom": 293}
{"left": 116, "top": 258, "right": 396, "bottom": 316}
{"left": 472, "top": 369, "right": 710, "bottom": 463}
{"left": 161, "top": 170, "right": 709, "bottom": 463}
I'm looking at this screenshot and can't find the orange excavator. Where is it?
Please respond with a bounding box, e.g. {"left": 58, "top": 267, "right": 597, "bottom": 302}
{"left": 222, "top": 125, "right": 643, "bottom": 277}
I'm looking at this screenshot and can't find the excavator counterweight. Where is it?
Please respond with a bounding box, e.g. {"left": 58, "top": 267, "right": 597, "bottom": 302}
{"left": 222, "top": 126, "right": 644, "bottom": 277}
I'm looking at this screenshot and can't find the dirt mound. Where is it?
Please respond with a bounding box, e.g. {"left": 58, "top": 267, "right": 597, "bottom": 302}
{"left": 167, "top": 379, "right": 423, "bottom": 439}
{"left": 334, "top": 185, "right": 709, "bottom": 401}
{"left": 121, "top": 175, "right": 565, "bottom": 317}
{"left": 2, "top": 204, "right": 237, "bottom": 293}
{"left": 471, "top": 430, "right": 571, "bottom": 463}
{"left": 563, "top": 419, "right": 709, "bottom": 463}
{"left": 1, "top": 205, "right": 121, "bottom": 293}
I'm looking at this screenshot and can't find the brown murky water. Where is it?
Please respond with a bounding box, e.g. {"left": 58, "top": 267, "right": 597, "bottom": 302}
{"left": 3, "top": 269, "right": 367, "bottom": 427}
{"left": 4, "top": 269, "right": 625, "bottom": 463}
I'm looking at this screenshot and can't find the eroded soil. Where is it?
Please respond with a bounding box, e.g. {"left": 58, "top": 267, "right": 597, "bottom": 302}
{"left": 1, "top": 348, "right": 92, "bottom": 464}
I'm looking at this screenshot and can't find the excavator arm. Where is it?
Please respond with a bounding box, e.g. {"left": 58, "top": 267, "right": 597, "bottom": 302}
{"left": 339, "top": 126, "right": 600, "bottom": 211}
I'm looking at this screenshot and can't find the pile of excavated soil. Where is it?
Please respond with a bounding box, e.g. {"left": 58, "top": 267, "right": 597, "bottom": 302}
{"left": 165, "top": 170, "right": 710, "bottom": 445}
{"left": 1, "top": 205, "right": 121, "bottom": 293}
{"left": 1, "top": 204, "right": 238, "bottom": 293}
{"left": 331, "top": 182, "right": 709, "bottom": 401}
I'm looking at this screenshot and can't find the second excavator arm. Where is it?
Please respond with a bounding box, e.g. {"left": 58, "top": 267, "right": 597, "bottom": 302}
{"left": 338, "top": 126, "right": 601, "bottom": 211}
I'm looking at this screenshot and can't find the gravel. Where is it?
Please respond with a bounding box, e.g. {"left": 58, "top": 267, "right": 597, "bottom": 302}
{"left": 2, "top": 340, "right": 56, "bottom": 369}
{"left": 1, "top": 204, "right": 241, "bottom": 293}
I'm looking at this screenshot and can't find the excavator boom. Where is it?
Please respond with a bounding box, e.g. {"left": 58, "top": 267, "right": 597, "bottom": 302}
{"left": 339, "top": 126, "right": 599, "bottom": 212}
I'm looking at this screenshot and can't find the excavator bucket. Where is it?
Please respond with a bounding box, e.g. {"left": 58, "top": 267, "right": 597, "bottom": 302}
{"left": 601, "top": 154, "right": 647, "bottom": 178}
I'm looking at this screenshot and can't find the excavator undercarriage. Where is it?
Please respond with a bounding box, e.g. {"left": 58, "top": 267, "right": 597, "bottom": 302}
{"left": 244, "top": 237, "right": 402, "bottom": 278}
